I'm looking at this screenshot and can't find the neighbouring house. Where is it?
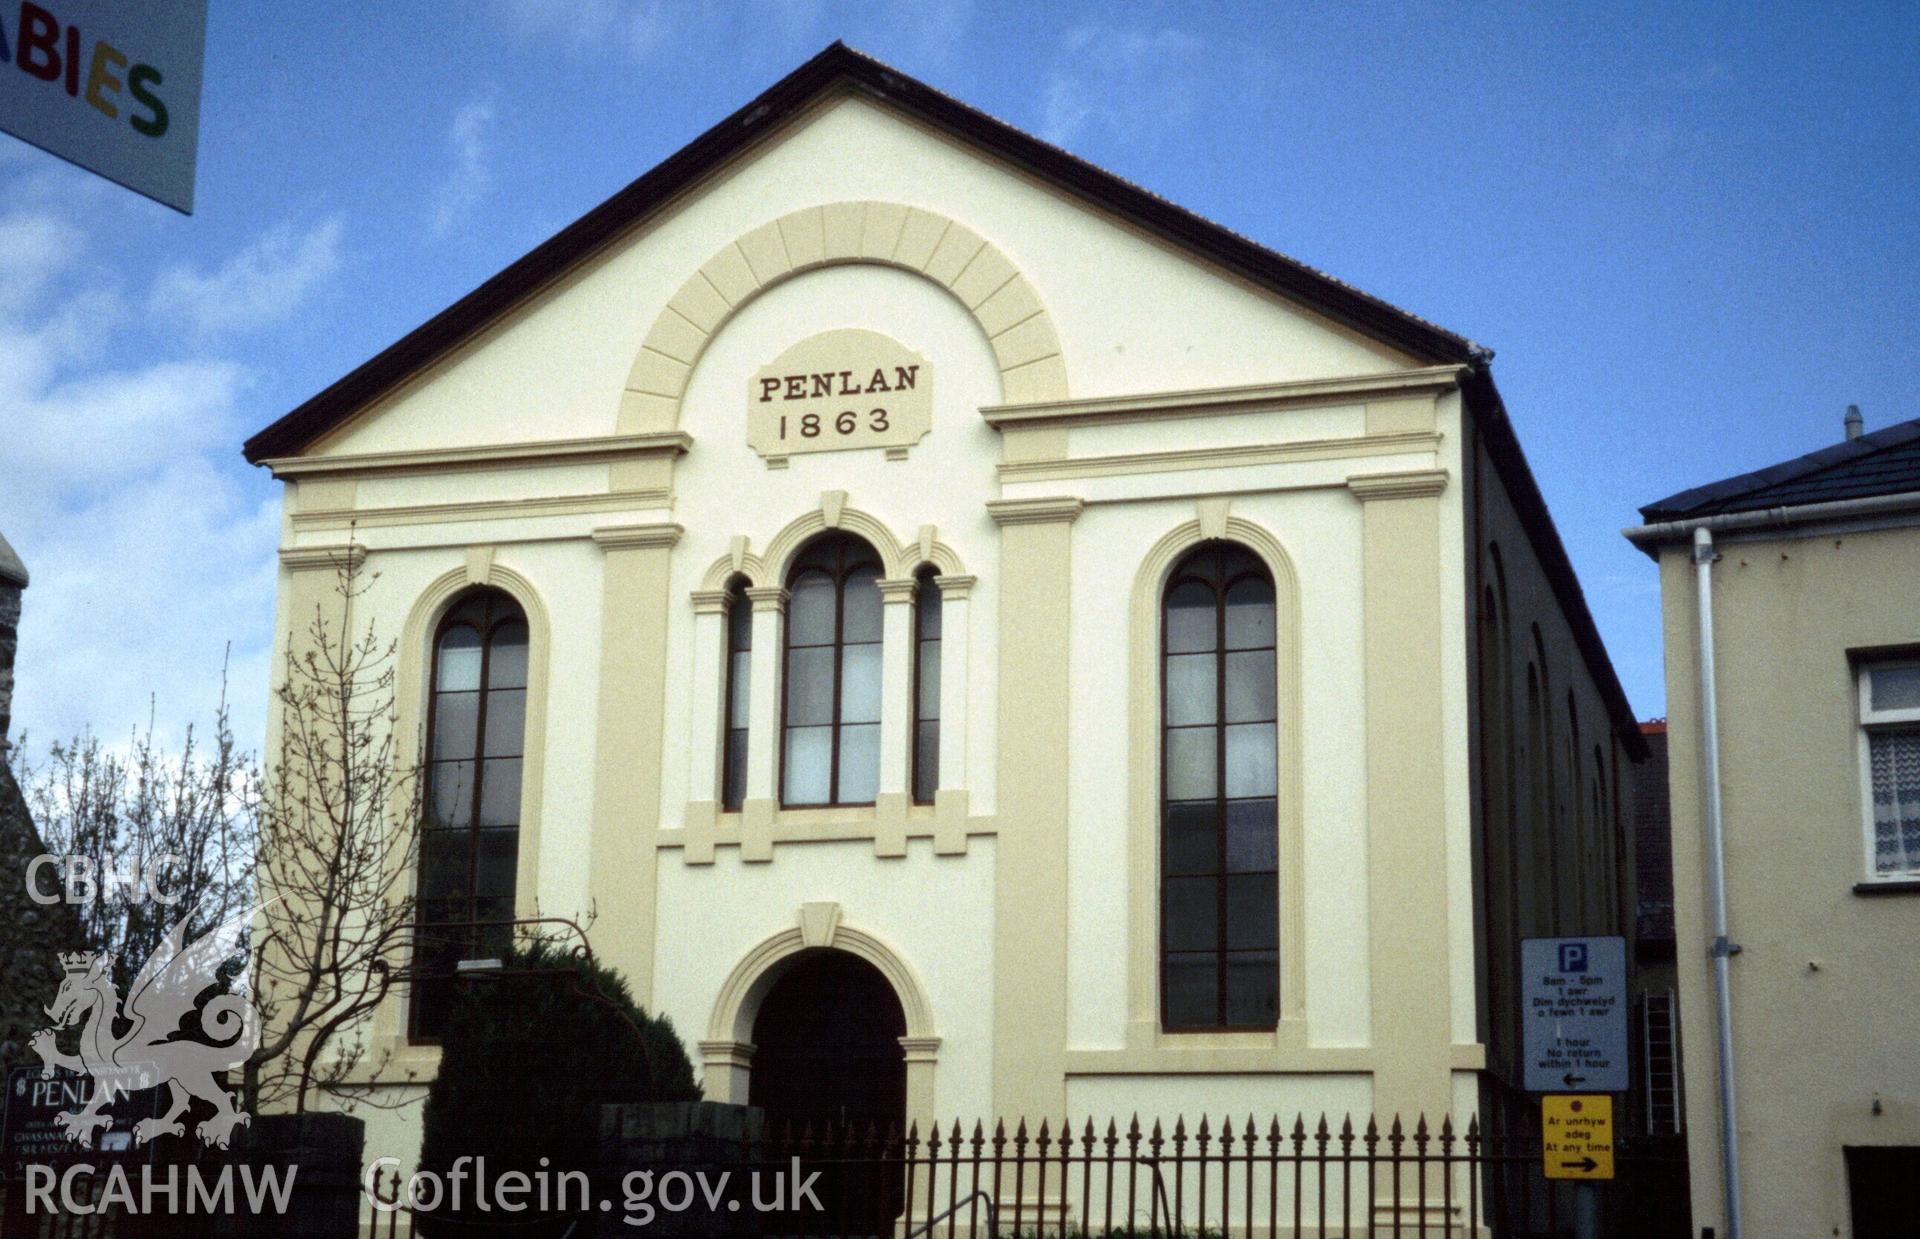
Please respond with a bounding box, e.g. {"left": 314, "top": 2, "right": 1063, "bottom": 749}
{"left": 1628, "top": 408, "right": 1920, "bottom": 1238}
{"left": 243, "top": 44, "right": 1646, "bottom": 1229}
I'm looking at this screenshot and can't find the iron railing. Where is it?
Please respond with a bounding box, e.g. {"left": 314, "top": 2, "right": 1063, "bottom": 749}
{"left": 360, "top": 1109, "right": 1673, "bottom": 1238}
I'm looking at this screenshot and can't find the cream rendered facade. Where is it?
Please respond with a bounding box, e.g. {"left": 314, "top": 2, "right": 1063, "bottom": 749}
{"left": 1645, "top": 516, "right": 1920, "bottom": 1236}
{"left": 252, "top": 54, "right": 1642, "bottom": 1197}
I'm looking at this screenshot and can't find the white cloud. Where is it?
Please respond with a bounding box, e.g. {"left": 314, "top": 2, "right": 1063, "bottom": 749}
{"left": 148, "top": 217, "right": 344, "bottom": 338}
{"left": 1040, "top": 23, "right": 1208, "bottom": 149}
{"left": 0, "top": 210, "right": 87, "bottom": 319}
{"left": 430, "top": 100, "right": 497, "bottom": 238}
{"left": 0, "top": 218, "right": 303, "bottom": 761}
{"left": 489, "top": 0, "right": 683, "bottom": 61}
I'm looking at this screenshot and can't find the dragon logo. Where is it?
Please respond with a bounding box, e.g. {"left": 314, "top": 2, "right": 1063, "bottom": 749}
{"left": 30, "top": 903, "right": 260, "bottom": 1149}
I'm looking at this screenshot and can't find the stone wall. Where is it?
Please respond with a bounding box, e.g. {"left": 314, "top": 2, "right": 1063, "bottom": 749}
{"left": 0, "top": 531, "right": 74, "bottom": 1079}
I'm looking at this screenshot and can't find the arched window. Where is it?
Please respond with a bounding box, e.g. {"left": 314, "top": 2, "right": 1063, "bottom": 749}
{"left": 721, "top": 576, "right": 751, "bottom": 810}
{"left": 415, "top": 588, "right": 529, "bottom": 1040}
{"left": 782, "top": 534, "right": 883, "bottom": 807}
{"left": 912, "top": 566, "right": 941, "bottom": 805}
{"left": 1161, "top": 542, "right": 1278, "bottom": 1030}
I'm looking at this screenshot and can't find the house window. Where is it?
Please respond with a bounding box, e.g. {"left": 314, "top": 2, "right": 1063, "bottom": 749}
{"left": 414, "top": 588, "right": 529, "bottom": 1040}
{"left": 1858, "top": 660, "right": 1920, "bottom": 879}
{"left": 721, "top": 577, "right": 751, "bottom": 810}
{"left": 782, "top": 533, "right": 883, "bottom": 807}
{"left": 1161, "top": 542, "right": 1279, "bottom": 1030}
{"left": 912, "top": 566, "right": 941, "bottom": 805}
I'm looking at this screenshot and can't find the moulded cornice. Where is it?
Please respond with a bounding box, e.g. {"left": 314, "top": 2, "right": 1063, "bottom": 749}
{"left": 931, "top": 573, "right": 976, "bottom": 599}
{"left": 279, "top": 544, "right": 367, "bottom": 573}
{"left": 1347, "top": 468, "right": 1450, "bottom": 501}
{"left": 980, "top": 365, "right": 1468, "bottom": 430}
{"left": 591, "top": 522, "right": 685, "bottom": 550}
{"left": 997, "top": 430, "right": 1441, "bottom": 484}
{"left": 290, "top": 488, "right": 675, "bottom": 533}
{"left": 986, "top": 497, "right": 1084, "bottom": 527}
{"left": 262, "top": 431, "right": 693, "bottom": 479}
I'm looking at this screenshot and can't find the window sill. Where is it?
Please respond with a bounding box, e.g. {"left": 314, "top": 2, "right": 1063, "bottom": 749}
{"left": 664, "top": 794, "right": 993, "bottom": 862}
{"left": 1854, "top": 879, "right": 1920, "bottom": 896}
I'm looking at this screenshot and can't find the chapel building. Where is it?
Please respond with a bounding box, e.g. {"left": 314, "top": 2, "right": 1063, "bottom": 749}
{"left": 244, "top": 44, "right": 1646, "bottom": 1187}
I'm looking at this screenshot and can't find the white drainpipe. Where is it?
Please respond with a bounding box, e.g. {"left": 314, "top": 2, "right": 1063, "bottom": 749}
{"left": 1691, "top": 526, "right": 1743, "bottom": 1239}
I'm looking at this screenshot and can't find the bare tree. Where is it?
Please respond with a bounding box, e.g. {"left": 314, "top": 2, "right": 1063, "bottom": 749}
{"left": 14, "top": 672, "right": 255, "bottom": 994}
{"left": 244, "top": 554, "right": 425, "bottom": 1116}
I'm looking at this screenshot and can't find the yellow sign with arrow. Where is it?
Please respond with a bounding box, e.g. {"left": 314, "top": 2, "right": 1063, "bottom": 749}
{"left": 1542, "top": 1094, "right": 1613, "bottom": 1180}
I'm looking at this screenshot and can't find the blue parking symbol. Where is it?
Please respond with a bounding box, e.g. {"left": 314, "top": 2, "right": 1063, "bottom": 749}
{"left": 1558, "top": 942, "right": 1589, "bottom": 973}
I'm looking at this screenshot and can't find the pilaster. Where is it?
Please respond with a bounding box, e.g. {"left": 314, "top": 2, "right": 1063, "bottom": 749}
{"left": 587, "top": 523, "right": 680, "bottom": 1004}
{"left": 1353, "top": 479, "right": 1455, "bottom": 1126}
{"left": 741, "top": 586, "right": 788, "bottom": 863}
{"left": 987, "top": 496, "right": 1080, "bottom": 1117}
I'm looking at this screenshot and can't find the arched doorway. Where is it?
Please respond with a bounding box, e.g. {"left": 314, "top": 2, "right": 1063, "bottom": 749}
{"left": 748, "top": 948, "right": 907, "bottom": 1134}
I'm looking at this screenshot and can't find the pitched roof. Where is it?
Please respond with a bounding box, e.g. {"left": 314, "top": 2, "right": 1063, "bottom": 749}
{"left": 1640, "top": 416, "right": 1920, "bottom": 521}
{"left": 241, "top": 42, "right": 1484, "bottom": 463}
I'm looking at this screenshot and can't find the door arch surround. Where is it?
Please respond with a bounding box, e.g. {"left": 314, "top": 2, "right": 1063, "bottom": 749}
{"left": 699, "top": 906, "right": 939, "bottom": 1131}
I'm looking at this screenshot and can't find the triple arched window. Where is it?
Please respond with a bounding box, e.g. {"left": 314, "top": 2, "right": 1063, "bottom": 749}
{"left": 415, "top": 588, "right": 529, "bottom": 1040}
{"left": 1160, "top": 542, "right": 1280, "bottom": 1030}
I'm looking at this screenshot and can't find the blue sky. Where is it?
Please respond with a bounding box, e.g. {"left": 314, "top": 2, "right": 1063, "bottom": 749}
{"left": 1, "top": 1, "right": 1915, "bottom": 755}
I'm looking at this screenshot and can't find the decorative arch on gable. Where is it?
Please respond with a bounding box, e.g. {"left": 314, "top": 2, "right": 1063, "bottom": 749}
{"left": 619, "top": 201, "right": 1069, "bottom": 433}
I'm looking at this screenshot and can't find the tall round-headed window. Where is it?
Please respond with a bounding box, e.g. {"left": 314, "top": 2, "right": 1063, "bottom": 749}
{"left": 781, "top": 534, "right": 883, "bottom": 807}
{"left": 413, "top": 588, "right": 529, "bottom": 1040}
{"left": 1161, "top": 542, "right": 1278, "bottom": 1030}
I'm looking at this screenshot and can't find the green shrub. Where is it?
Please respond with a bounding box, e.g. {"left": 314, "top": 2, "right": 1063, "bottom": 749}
{"left": 414, "top": 941, "right": 698, "bottom": 1236}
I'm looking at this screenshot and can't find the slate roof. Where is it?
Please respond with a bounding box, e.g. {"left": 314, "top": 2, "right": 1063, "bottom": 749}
{"left": 1640, "top": 417, "right": 1920, "bottom": 521}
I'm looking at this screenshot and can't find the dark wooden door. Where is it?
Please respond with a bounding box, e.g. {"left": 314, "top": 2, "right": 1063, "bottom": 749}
{"left": 749, "top": 950, "right": 907, "bottom": 1232}
{"left": 749, "top": 949, "right": 907, "bottom": 1130}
